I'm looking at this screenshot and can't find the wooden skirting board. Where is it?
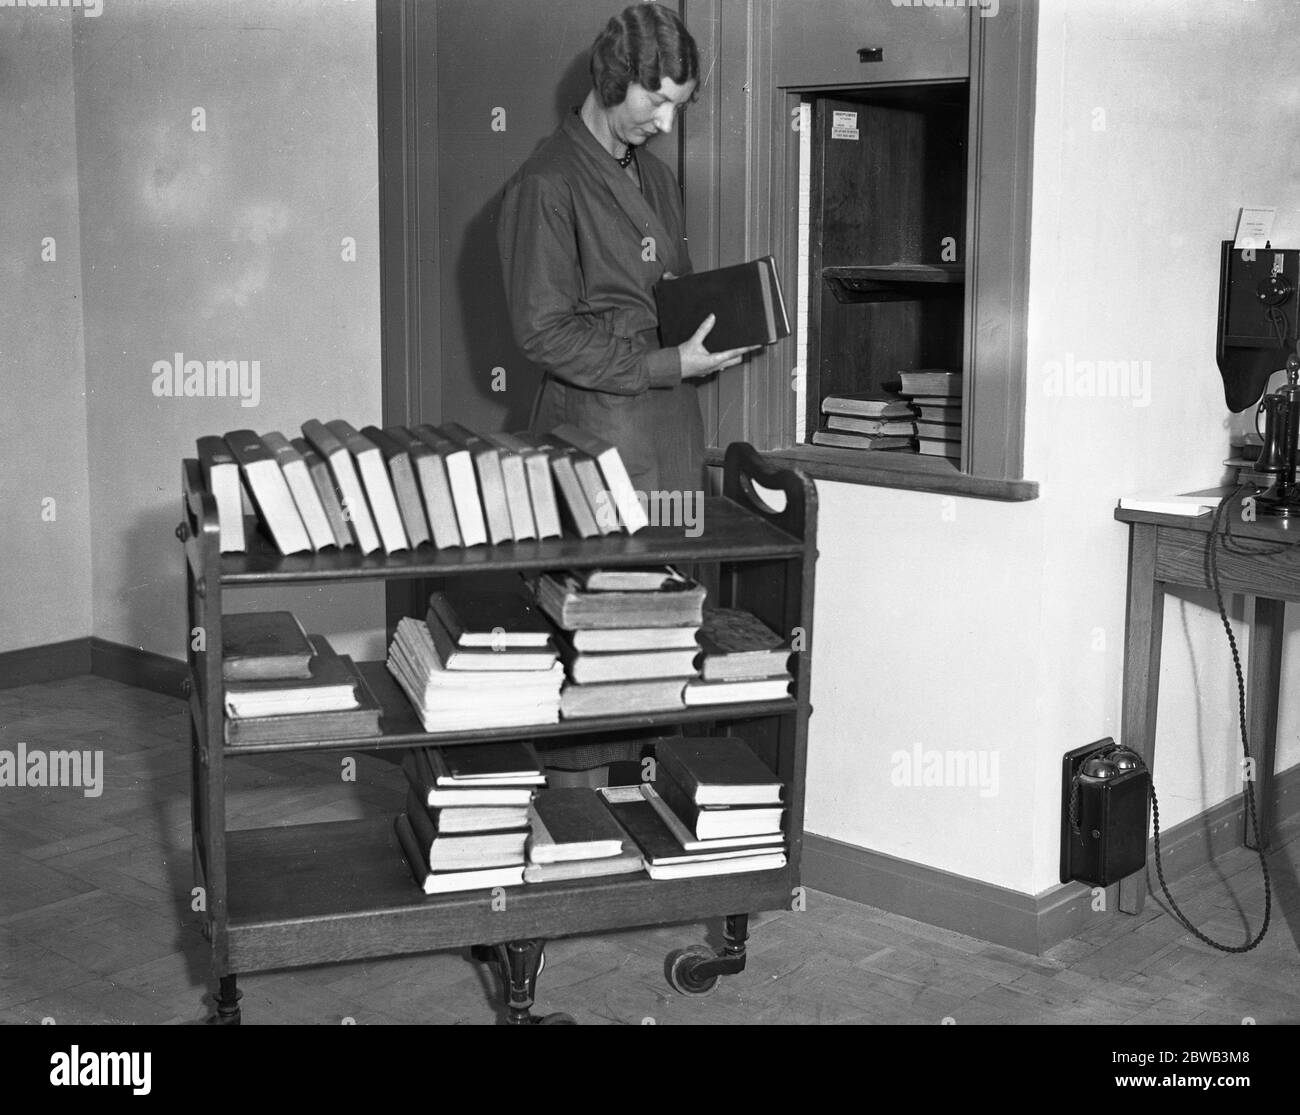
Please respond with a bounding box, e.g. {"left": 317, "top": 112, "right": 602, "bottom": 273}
{"left": 804, "top": 761, "right": 1299, "bottom": 955}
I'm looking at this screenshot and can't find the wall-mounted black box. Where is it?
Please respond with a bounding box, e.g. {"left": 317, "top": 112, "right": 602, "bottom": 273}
{"left": 1060, "top": 738, "right": 1151, "bottom": 888}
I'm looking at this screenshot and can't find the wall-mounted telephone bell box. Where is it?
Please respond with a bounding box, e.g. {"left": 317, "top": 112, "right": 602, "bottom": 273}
{"left": 1217, "top": 240, "right": 1299, "bottom": 411}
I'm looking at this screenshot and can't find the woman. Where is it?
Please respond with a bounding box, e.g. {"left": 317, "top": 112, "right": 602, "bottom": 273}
{"left": 497, "top": 1, "right": 754, "bottom": 498}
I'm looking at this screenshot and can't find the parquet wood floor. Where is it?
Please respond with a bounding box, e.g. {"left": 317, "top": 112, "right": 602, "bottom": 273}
{"left": 2, "top": 676, "right": 1297, "bottom": 1025}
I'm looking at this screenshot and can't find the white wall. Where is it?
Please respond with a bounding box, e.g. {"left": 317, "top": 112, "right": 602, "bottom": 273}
{"left": 804, "top": 0, "right": 1300, "bottom": 895}
{"left": 72, "top": 0, "right": 385, "bottom": 661}
{"left": 0, "top": 11, "right": 93, "bottom": 655}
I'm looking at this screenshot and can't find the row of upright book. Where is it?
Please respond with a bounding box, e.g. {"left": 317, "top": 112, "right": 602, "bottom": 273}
{"left": 385, "top": 569, "right": 794, "bottom": 729}
{"left": 198, "top": 419, "right": 652, "bottom": 556}
{"left": 395, "top": 738, "right": 787, "bottom": 894}
{"left": 812, "top": 369, "right": 962, "bottom": 459}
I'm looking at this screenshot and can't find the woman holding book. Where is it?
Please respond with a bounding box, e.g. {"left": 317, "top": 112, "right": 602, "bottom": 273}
{"left": 497, "top": 2, "right": 756, "bottom": 497}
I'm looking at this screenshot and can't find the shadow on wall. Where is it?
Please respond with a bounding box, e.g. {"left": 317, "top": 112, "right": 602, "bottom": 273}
{"left": 451, "top": 49, "right": 593, "bottom": 426}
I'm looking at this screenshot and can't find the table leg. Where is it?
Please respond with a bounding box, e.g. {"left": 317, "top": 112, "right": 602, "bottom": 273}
{"left": 1244, "top": 597, "right": 1283, "bottom": 850}
{"left": 1119, "top": 524, "right": 1164, "bottom": 915}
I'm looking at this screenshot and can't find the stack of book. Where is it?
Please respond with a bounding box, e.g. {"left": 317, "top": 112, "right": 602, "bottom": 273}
{"left": 386, "top": 588, "right": 564, "bottom": 732}
{"left": 688, "top": 607, "right": 793, "bottom": 706}
{"left": 532, "top": 567, "right": 707, "bottom": 718}
{"left": 195, "top": 420, "right": 646, "bottom": 556}
{"left": 221, "top": 612, "right": 380, "bottom": 746}
{"left": 523, "top": 788, "right": 644, "bottom": 883}
{"left": 396, "top": 744, "right": 544, "bottom": 894}
{"left": 895, "top": 370, "right": 962, "bottom": 460}
{"left": 598, "top": 737, "right": 786, "bottom": 879}
{"left": 811, "top": 393, "right": 915, "bottom": 451}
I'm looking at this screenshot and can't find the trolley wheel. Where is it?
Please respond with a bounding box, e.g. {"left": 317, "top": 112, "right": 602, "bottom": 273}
{"left": 666, "top": 945, "right": 720, "bottom": 996}
{"left": 534, "top": 1012, "right": 577, "bottom": 1025}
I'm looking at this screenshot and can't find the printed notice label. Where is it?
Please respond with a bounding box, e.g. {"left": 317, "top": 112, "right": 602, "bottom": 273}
{"left": 831, "top": 110, "right": 859, "bottom": 141}
{"left": 1234, "top": 206, "right": 1276, "bottom": 251}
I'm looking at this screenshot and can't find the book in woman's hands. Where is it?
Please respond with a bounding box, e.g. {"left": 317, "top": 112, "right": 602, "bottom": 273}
{"left": 654, "top": 256, "right": 791, "bottom": 352}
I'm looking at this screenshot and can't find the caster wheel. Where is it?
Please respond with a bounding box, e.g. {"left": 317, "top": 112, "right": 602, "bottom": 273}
{"left": 666, "top": 945, "right": 719, "bottom": 996}
{"left": 534, "top": 1012, "right": 576, "bottom": 1025}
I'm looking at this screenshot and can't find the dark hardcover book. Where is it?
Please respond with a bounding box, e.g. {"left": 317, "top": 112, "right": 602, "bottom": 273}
{"left": 527, "top": 789, "right": 628, "bottom": 863}
{"left": 479, "top": 431, "right": 537, "bottom": 541}
{"left": 383, "top": 426, "right": 462, "bottom": 548}
{"left": 820, "top": 393, "right": 914, "bottom": 420}
{"left": 571, "top": 567, "right": 683, "bottom": 592}
{"left": 697, "top": 607, "right": 791, "bottom": 682}
{"left": 438, "top": 423, "right": 512, "bottom": 545}
{"left": 435, "top": 741, "right": 546, "bottom": 784}
{"left": 653, "top": 766, "right": 784, "bottom": 842}
{"left": 654, "top": 736, "right": 783, "bottom": 807}
{"left": 554, "top": 629, "right": 699, "bottom": 685}
{"left": 402, "top": 749, "right": 537, "bottom": 807}
{"left": 292, "top": 437, "right": 354, "bottom": 549}
{"left": 915, "top": 404, "right": 962, "bottom": 423}
{"left": 196, "top": 435, "right": 246, "bottom": 553}
{"left": 915, "top": 421, "right": 961, "bottom": 440}
{"left": 425, "top": 606, "right": 557, "bottom": 671}
{"left": 225, "top": 635, "right": 356, "bottom": 706}
{"left": 810, "top": 430, "right": 914, "bottom": 450}
{"left": 826, "top": 415, "right": 916, "bottom": 436}
{"left": 224, "top": 657, "right": 380, "bottom": 746}
{"left": 362, "top": 426, "right": 431, "bottom": 549}
{"left": 223, "top": 429, "right": 312, "bottom": 554}
{"left": 222, "top": 611, "right": 313, "bottom": 681}
{"left": 428, "top": 588, "right": 554, "bottom": 648}
{"left": 654, "top": 255, "right": 791, "bottom": 352}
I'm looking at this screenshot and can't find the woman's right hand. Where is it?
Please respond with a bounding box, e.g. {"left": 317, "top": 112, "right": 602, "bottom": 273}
{"left": 677, "top": 314, "right": 761, "bottom": 381}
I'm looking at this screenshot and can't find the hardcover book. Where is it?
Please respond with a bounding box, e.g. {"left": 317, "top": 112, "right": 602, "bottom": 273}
{"left": 301, "top": 418, "right": 381, "bottom": 554}
{"left": 820, "top": 393, "right": 914, "bottom": 420}
{"left": 383, "top": 426, "right": 462, "bottom": 549}
{"left": 395, "top": 813, "right": 525, "bottom": 894}
{"left": 326, "top": 420, "right": 409, "bottom": 554}
{"left": 479, "top": 431, "right": 537, "bottom": 542}
{"left": 362, "top": 425, "right": 431, "bottom": 549}
{"left": 261, "top": 431, "right": 337, "bottom": 552}
{"left": 224, "top": 657, "right": 379, "bottom": 746}
{"left": 526, "top": 789, "right": 629, "bottom": 863}
{"left": 653, "top": 737, "right": 783, "bottom": 807}
{"left": 223, "top": 429, "right": 312, "bottom": 555}
{"left": 654, "top": 255, "right": 791, "bottom": 352}
{"left": 292, "top": 437, "right": 354, "bottom": 549}
{"left": 222, "top": 611, "right": 313, "bottom": 681}
{"left": 547, "top": 424, "right": 647, "bottom": 534}
{"left": 439, "top": 423, "right": 512, "bottom": 545}
{"left": 696, "top": 607, "right": 791, "bottom": 681}
{"left": 196, "top": 435, "right": 246, "bottom": 553}
{"left": 428, "top": 588, "right": 554, "bottom": 648}
{"left": 412, "top": 424, "right": 487, "bottom": 547}
{"left": 402, "top": 748, "right": 538, "bottom": 808}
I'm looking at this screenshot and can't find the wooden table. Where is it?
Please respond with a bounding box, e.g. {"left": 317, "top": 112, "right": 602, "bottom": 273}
{"left": 1115, "top": 495, "right": 1296, "bottom": 913}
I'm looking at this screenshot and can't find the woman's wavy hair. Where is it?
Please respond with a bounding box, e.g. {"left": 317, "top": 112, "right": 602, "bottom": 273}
{"left": 590, "top": 3, "right": 700, "bottom": 108}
